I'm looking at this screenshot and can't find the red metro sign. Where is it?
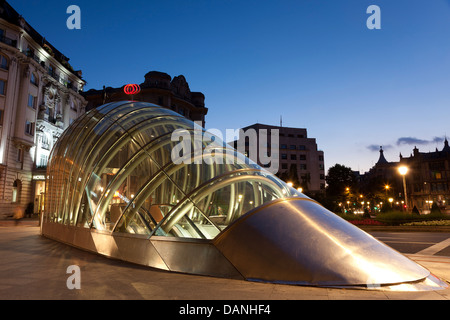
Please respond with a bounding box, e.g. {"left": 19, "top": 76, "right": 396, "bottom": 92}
{"left": 124, "top": 84, "right": 141, "bottom": 95}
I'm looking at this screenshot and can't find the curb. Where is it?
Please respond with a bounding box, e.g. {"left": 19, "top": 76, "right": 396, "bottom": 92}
{"left": 358, "top": 225, "right": 450, "bottom": 233}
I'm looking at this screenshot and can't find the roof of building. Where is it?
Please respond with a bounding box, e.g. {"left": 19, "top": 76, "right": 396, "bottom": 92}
{"left": 376, "top": 146, "right": 389, "bottom": 164}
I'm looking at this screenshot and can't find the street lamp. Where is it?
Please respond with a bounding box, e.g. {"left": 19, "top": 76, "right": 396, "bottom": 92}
{"left": 384, "top": 184, "right": 390, "bottom": 197}
{"left": 398, "top": 166, "right": 409, "bottom": 211}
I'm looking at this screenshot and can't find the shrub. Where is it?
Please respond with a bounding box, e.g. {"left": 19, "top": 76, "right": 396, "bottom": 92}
{"left": 376, "top": 209, "right": 450, "bottom": 225}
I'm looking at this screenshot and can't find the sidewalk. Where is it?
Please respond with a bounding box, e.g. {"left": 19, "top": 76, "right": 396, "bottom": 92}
{"left": 0, "top": 218, "right": 40, "bottom": 227}
{"left": 0, "top": 226, "right": 449, "bottom": 300}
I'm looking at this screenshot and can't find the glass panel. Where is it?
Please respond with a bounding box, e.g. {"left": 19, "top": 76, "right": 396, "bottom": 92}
{"left": 154, "top": 170, "right": 302, "bottom": 239}
{"left": 114, "top": 172, "right": 184, "bottom": 235}
{"left": 153, "top": 201, "right": 221, "bottom": 239}
{"left": 55, "top": 108, "right": 104, "bottom": 224}
{"left": 113, "top": 204, "right": 154, "bottom": 235}
{"left": 89, "top": 139, "right": 143, "bottom": 230}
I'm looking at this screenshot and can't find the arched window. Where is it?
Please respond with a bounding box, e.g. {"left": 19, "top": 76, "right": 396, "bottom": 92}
{"left": 12, "top": 180, "right": 22, "bottom": 203}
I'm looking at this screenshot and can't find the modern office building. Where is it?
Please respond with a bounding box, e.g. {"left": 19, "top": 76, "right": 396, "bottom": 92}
{"left": 233, "top": 123, "right": 325, "bottom": 195}
{"left": 0, "top": 1, "right": 87, "bottom": 218}
{"left": 40, "top": 100, "right": 447, "bottom": 291}
{"left": 82, "top": 71, "right": 208, "bottom": 127}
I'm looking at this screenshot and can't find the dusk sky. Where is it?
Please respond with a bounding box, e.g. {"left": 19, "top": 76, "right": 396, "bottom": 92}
{"left": 9, "top": 0, "right": 450, "bottom": 174}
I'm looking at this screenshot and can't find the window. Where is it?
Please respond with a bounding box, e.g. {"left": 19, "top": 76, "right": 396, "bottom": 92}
{"left": 281, "top": 163, "right": 288, "bottom": 170}
{"left": 290, "top": 145, "right": 296, "bottom": 150}
{"left": 39, "top": 154, "right": 48, "bottom": 167}
{"left": 0, "top": 109, "right": 3, "bottom": 126}
{"left": 17, "top": 148, "right": 23, "bottom": 162}
{"left": 298, "top": 145, "right": 306, "bottom": 150}
{"left": 0, "top": 54, "right": 8, "bottom": 70}
{"left": 281, "top": 153, "right": 287, "bottom": 160}
{"left": 280, "top": 144, "right": 287, "bottom": 149}
{"left": 28, "top": 94, "right": 37, "bottom": 109}
{"left": 0, "top": 80, "right": 6, "bottom": 95}
{"left": 30, "top": 73, "right": 38, "bottom": 86}
{"left": 300, "top": 164, "right": 307, "bottom": 170}
{"left": 25, "top": 120, "right": 35, "bottom": 136}
{"left": 70, "top": 99, "right": 77, "bottom": 111}
{"left": 299, "top": 154, "right": 306, "bottom": 160}
{"left": 12, "top": 180, "right": 21, "bottom": 203}
{"left": 290, "top": 154, "right": 297, "bottom": 160}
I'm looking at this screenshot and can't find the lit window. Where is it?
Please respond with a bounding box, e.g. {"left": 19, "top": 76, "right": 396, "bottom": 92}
{"left": 12, "top": 180, "right": 21, "bottom": 203}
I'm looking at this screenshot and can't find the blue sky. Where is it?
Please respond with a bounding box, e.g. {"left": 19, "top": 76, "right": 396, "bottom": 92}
{"left": 9, "top": 0, "right": 450, "bottom": 173}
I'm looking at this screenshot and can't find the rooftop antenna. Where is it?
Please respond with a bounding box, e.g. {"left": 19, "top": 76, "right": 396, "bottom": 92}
{"left": 280, "top": 115, "right": 283, "bottom": 127}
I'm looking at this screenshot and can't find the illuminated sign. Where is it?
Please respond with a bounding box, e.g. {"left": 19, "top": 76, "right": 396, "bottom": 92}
{"left": 124, "top": 84, "right": 141, "bottom": 95}
{"left": 33, "top": 175, "right": 46, "bottom": 181}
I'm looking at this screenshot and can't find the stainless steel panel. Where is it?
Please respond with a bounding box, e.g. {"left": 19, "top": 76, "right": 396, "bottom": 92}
{"left": 151, "top": 237, "right": 243, "bottom": 280}
{"left": 214, "top": 198, "right": 431, "bottom": 287}
{"left": 41, "top": 223, "right": 169, "bottom": 271}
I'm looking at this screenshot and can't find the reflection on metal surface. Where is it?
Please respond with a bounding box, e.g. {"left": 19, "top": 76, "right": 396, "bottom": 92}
{"left": 41, "top": 101, "right": 448, "bottom": 291}
{"left": 214, "top": 198, "right": 436, "bottom": 288}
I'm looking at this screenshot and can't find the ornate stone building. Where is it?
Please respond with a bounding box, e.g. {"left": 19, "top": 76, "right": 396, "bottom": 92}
{"left": 82, "top": 71, "right": 208, "bottom": 127}
{"left": 361, "top": 142, "right": 450, "bottom": 214}
{"left": 0, "top": 1, "right": 86, "bottom": 218}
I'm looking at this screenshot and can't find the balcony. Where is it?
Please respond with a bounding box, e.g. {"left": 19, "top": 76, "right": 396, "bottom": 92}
{"left": 24, "top": 49, "right": 41, "bottom": 64}
{"left": 0, "top": 35, "right": 17, "bottom": 48}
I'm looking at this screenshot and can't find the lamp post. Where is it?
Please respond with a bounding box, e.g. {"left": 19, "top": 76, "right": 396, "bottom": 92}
{"left": 398, "top": 166, "right": 409, "bottom": 212}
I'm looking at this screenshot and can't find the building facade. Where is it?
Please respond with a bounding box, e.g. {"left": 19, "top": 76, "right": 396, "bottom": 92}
{"left": 361, "top": 141, "right": 450, "bottom": 214}
{"left": 0, "top": 1, "right": 86, "bottom": 218}
{"left": 399, "top": 141, "right": 450, "bottom": 214}
{"left": 82, "top": 71, "right": 208, "bottom": 127}
{"left": 233, "top": 123, "right": 326, "bottom": 195}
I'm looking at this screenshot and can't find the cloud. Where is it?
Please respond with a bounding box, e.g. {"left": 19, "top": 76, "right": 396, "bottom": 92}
{"left": 367, "top": 144, "right": 393, "bottom": 152}
{"left": 396, "top": 137, "right": 429, "bottom": 146}
{"left": 432, "top": 136, "right": 445, "bottom": 144}
{"left": 396, "top": 136, "right": 445, "bottom": 146}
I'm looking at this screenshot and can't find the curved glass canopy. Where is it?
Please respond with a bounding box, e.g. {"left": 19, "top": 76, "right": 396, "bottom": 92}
{"left": 44, "top": 101, "right": 303, "bottom": 240}
{"left": 41, "top": 101, "right": 447, "bottom": 291}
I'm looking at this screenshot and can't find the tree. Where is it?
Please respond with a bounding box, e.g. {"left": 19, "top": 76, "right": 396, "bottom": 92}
{"left": 325, "top": 164, "right": 358, "bottom": 198}
{"left": 277, "top": 164, "right": 301, "bottom": 188}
